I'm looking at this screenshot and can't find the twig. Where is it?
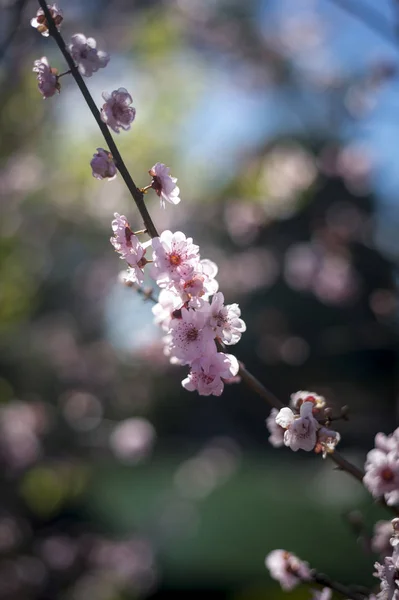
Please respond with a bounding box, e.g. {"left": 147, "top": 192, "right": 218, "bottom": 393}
{"left": 37, "top": 0, "right": 159, "bottom": 239}
{"left": 312, "top": 572, "right": 367, "bottom": 600}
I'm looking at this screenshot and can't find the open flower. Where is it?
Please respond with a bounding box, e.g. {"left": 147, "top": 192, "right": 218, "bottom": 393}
{"left": 276, "top": 401, "right": 318, "bottom": 452}
{"left": 364, "top": 448, "right": 399, "bottom": 499}
{"left": 315, "top": 427, "right": 341, "bottom": 458}
{"left": 68, "top": 34, "right": 109, "bottom": 77}
{"left": 168, "top": 307, "right": 215, "bottom": 364}
{"left": 266, "top": 408, "right": 285, "bottom": 448}
{"left": 151, "top": 231, "right": 200, "bottom": 285}
{"left": 265, "top": 550, "right": 312, "bottom": 591}
{"left": 91, "top": 148, "right": 117, "bottom": 181}
{"left": 149, "top": 163, "right": 180, "bottom": 208}
{"left": 30, "top": 4, "right": 63, "bottom": 37}
{"left": 33, "top": 57, "right": 60, "bottom": 99}
{"left": 182, "top": 352, "right": 239, "bottom": 396}
{"left": 208, "top": 292, "right": 246, "bottom": 345}
{"left": 101, "top": 88, "right": 136, "bottom": 133}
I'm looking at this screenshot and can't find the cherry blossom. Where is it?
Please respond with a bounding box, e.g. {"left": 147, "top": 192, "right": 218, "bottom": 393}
{"left": 31, "top": 4, "right": 63, "bottom": 37}
{"left": 265, "top": 550, "right": 312, "bottom": 591}
{"left": 208, "top": 292, "right": 246, "bottom": 345}
{"left": 315, "top": 427, "right": 341, "bottom": 458}
{"left": 266, "top": 408, "right": 285, "bottom": 448}
{"left": 151, "top": 231, "right": 200, "bottom": 285}
{"left": 101, "top": 88, "right": 136, "bottom": 133}
{"left": 290, "top": 390, "right": 326, "bottom": 411}
{"left": 110, "top": 214, "right": 148, "bottom": 283}
{"left": 374, "top": 544, "right": 399, "bottom": 600}
{"left": 372, "top": 521, "right": 395, "bottom": 556}
{"left": 33, "top": 57, "right": 60, "bottom": 99}
{"left": 91, "top": 148, "right": 117, "bottom": 181}
{"left": 149, "top": 163, "right": 181, "bottom": 208}
{"left": 276, "top": 401, "right": 318, "bottom": 452}
{"left": 364, "top": 448, "right": 399, "bottom": 500}
{"left": 182, "top": 353, "right": 239, "bottom": 396}
{"left": 152, "top": 289, "right": 183, "bottom": 332}
{"left": 68, "top": 34, "right": 110, "bottom": 77}
{"left": 168, "top": 307, "right": 216, "bottom": 364}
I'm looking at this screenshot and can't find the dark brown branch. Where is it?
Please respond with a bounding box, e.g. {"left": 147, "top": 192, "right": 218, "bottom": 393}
{"left": 38, "top": 0, "right": 159, "bottom": 239}
{"left": 312, "top": 572, "right": 367, "bottom": 600}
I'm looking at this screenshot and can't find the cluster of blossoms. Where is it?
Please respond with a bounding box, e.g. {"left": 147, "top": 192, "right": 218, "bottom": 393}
{"left": 363, "top": 429, "right": 399, "bottom": 505}
{"left": 111, "top": 218, "right": 245, "bottom": 395}
{"left": 266, "top": 391, "right": 341, "bottom": 456}
{"left": 374, "top": 518, "right": 399, "bottom": 600}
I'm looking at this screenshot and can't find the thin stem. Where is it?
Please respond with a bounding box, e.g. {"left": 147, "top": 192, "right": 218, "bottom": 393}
{"left": 311, "top": 572, "right": 367, "bottom": 600}
{"left": 38, "top": 0, "right": 159, "bottom": 239}
{"left": 57, "top": 68, "right": 71, "bottom": 78}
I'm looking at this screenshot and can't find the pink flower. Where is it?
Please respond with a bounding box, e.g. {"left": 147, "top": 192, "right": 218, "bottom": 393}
{"left": 149, "top": 163, "right": 181, "bottom": 208}
{"left": 168, "top": 307, "right": 215, "bottom": 364}
{"left": 110, "top": 213, "right": 148, "bottom": 283}
{"left": 372, "top": 521, "right": 395, "bottom": 556}
{"left": 91, "top": 148, "right": 117, "bottom": 181}
{"left": 315, "top": 427, "right": 340, "bottom": 458}
{"left": 68, "top": 34, "right": 109, "bottom": 77}
{"left": 208, "top": 292, "right": 246, "bottom": 345}
{"left": 33, "top": 57, "right": 60, "bottom": 99}
{"left": 152, "top": 289, "right": 183, "bottom": 332}
{"left": 176, "top": 259, "right": 219, "bottom": 304}
{"left": 363, "top": 449, "right": 399, "bottom": 499}
{"left": 276, "top": 401, "right": 318, "bottom": 452}
{"left": 374, "top": 545, "right": 399, "bottom": 600}
{"left": 290, "top": 390, "right": 326, "bottom": 411}
{"left": 30, "top": 4, "right": 63, "bottom": 37}
{"left": 151, "top": 231, "right": 200, "bottom": 285}
{"left": 101, "top": 88, "right": 136, "bottom": 133}
{"left": 265, "top": 549, "right": 312, "bottom": 591}
{"left": 182, "top": 352, "right": 239, "bottom": 396}
{"left": 266, "top": 408, "right": 285, "bottom": 448}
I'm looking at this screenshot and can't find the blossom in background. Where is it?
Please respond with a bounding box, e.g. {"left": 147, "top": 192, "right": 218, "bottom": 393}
{"left": 311, "top": 588, "right": 332, "bottom": 600}
{"left": 149, "top": 163, "right": 181, "bottom": 208}
{"left": 182, "top": 353, "right": 239, "bottom": 396}
{"left": 276, "top": 401, "right": 318, "bottom": 452}
{"left": 372, "top": 521, "right": 396, "bottom": 556}
{"left": 33, "top": 57, "right": 60, "bottom": 99}
{"left": 30, "top": 3, "right": 63, "bottom": 36}
{"left": 266, "top": 408, "right": 285, "bottom": 448}
{"left": 208, "top": 292, "right": 246, "bottom": 345}
{"left": 110, "top": 213, "right": 148, "bottom": 283}
{"left": 68, "top": 34, "right": 110, "bottom": 77}
{"left": 151, "top": 231, "right": 200, "bottom": 285}
{"left": 265, "top": 549, "right": 312, "bottom": 591}
{"left": 101, "top": 88, "right": 136, "bottom": 133}
{"left": 90, "top": 148, "right": 117, "bottom": 181}
{"left": 364, "top": 441, "right": 399, "bottom": 502}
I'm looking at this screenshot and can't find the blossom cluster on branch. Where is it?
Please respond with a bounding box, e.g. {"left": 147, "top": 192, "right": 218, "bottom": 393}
{"left": 30, "top": 4, "right": 399, "bottom": 600}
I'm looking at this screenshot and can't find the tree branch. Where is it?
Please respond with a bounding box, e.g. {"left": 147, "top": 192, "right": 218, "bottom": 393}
{"left": 37, "top": 0, "right": 159, "bottom": 239}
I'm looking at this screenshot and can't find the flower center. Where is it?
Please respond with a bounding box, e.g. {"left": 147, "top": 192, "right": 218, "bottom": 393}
{"left": 169, "top": 253, "right": 182, "bottom": 266}
{"left": 381, "top": 467, "right": 395, "bottom": 482}
{"left": 151, "top": 175, "right": 163, "bottom": 197}
{"left": 186, "top": 327, "right": 198, "bottom": 342}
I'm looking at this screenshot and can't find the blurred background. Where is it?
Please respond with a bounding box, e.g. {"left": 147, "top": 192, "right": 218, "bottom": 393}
{"left": 1, "top": 0, "right": 399, "bottom": 598}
